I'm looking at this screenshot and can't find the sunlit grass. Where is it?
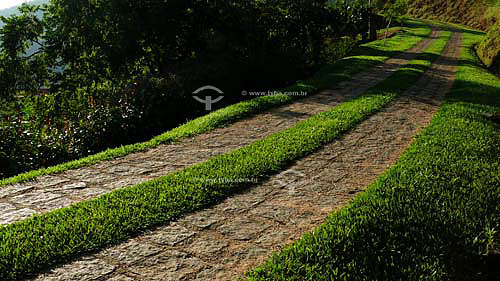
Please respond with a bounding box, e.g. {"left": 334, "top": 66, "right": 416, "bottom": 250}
{"left": 247, "top": 30, "right": 500, "bottom": 281}
{"left": 0, "top": 25, "right": 448, "bottom": 281}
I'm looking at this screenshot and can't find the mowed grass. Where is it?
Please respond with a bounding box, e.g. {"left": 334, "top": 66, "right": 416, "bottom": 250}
{"left": 247, "top": 31, "right": 500, "bottom": 280}
{"left": 0, "top": 27, "right": 449, "bottom": 280}
{"left": 0, "top": 20, "right": 432, "bottom": 187}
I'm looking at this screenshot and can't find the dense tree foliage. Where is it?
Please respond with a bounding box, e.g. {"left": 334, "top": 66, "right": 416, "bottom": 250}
{"left": 0, "top": 0, "right": 382, "bottom": 178}
{"left": 0, "top": 4, "right": 49, "bottom": 100}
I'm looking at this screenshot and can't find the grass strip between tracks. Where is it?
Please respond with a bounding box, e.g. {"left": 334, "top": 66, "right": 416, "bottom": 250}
{"left": 247, "top": 30, "right": 500, "bottom": 281}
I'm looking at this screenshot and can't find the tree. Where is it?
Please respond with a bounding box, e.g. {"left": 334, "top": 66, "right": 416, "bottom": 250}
{"left": 374, "top": 0, "right": 408, "bottom": 44}
{"left": 0, "top": 3, "right": 50, "bottom": 99}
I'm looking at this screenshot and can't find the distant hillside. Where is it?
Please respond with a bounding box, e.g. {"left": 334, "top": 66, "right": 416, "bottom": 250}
{"left": 0, "top": 0, "right": 48, "bottom": 28}
{"left": 477, "top": 20, "right": 500, "bottom": 76}
{"left": 0, "top": 6, "right": 21, "bottom": 19}
{"left": 408, "top": 0, "right": 499, "bottom": 30}
{"left": 409, "top": 0, "right": 500, "bottom": 76}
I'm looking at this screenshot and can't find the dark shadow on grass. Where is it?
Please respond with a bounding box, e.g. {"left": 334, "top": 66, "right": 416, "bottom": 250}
{"left": 449, "top": 26, "right": 485, "bottom": 37}
{"left": 447, "top": 79, "right": 500, "bottom": 108}
{"left": 453, "top": 251, "right": 500, "bottom": 281}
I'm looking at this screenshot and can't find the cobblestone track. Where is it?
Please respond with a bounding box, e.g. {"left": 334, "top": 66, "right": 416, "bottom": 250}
{"left": 28, "top": 31, "right": 462, "bottom": 281}
{"left": 0, "top": 29, "right": 441, "bottom": 226}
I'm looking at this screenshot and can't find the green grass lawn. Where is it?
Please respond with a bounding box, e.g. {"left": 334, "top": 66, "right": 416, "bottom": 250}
{"left": 0, "top": 25, "right": 449, "bottom": 281}
{"left": 0, "top": 20, "right": 432, "bottom": 187}
{"left": 247, "top": 29, "right": 500, "bottom": 281}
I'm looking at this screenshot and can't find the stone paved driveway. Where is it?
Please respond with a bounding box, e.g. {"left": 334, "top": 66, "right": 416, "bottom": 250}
{"left": 0, "top": 28, "right": 440, "bottom": 226}
{"left": 28, "top": 31, "right": 463, "bottom": 280}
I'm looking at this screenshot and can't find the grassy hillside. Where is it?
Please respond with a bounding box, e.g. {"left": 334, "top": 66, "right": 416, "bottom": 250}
{"left": 408, "top": 0, "right": 499, "bottom": 30}
{"left": 477, "top": 21, "right": 500, "bottom": 75}
{"left": 409, "top": 0, "right": 500, "bottom": 76}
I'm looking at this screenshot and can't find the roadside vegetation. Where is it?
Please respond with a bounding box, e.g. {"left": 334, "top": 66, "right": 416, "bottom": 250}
{"left": 0, "top": 23, "right": 448, "bottom": 281}
{"left": 247, "top": 28, "right": 500, "bottom": 281}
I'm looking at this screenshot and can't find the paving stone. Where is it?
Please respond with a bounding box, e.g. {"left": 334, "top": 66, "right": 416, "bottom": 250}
{"left": 248, "top": 204, "right": 297, "bottom": 224}
{"left": 67, "top": 188, "right": 109, "bottom": 200}
{"left": 127, "top": 250, "right": 206, "bottom": 281}
{"left": 37, "top": 197, "right": 74, "bottom": 212}
{"left": 177, "top": 210, "right": 224, "bottom": 230}
{"left": 0, "top": 202, "right": 16, "bottom": 213}
{"left": 0, "top": 184, "right": 35, "bottom": 198}
{"left": 106, "top": 165, "right": 152, "bottom": 176}
{"left": 255, "top": 228, "right": 295, "bottom": 248}
{"left": 43, "top": 184, "right": 101, "bottom": 196}
{"left": 217, "top": 218, "right": 271, "bottom": 241}
{"left": 99, "top": 240, "right": 163, "bottom": 265}
{"left": 146, "top": 167, "right": 179, "bottom": 178}
{"left": 32, "top": 257, "right": 115, "bottom": 281}
{"left": 62, "top": 182, "right": 87, "bottom": 190}
{"left": 233, "top": 246, "right": 269, "bottom": 261}
{"left": 82, "top": 173, "right": 117, "bottom": 184}
{"left": 103, "top": 177, "right": 150, "bottom": 190}
{"left": 189, "top": 237, "right": 229, "bottom": 256}
{"left": 11, "top": 192, "right": 63, "bottom": 206}
{"left": 92, "top": 162, "right": 113, "bottom": 170}
{"left": 192, "top": 265, "right": 227, "bottom": 281}
{"left": 219, "top": 246, "right": 270, "bottom": 278}
{"left": 216, "top": 196, "right": 266, "bottom": 214}
{"left": 0, "top": 208, "right": 38, "bottom": 225}
{"left": 143, "top": 224, "right": 196, "bottom": 246}
{"left": 106, "top": 275, "right": 136, "bottom": 281}
{"left": 36, "top": 176, "right": 71, "bottom": 187}
{"left": 63, "top": 168, "right": 102, "bottom": 180}
{"left": 132, "top": 160, "right": 168, "bottom": 169}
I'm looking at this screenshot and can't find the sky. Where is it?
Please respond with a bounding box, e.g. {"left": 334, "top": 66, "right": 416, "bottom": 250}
{"left": 0, "top": 0, "right": 31, "bottom": 10}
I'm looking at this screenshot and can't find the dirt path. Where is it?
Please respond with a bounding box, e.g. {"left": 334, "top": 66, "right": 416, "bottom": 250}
{"left": 0, "top": 29, "right": 440, "bottom": 226}
{"left": 28, "top": 31, "right": 462, "bottom": 281}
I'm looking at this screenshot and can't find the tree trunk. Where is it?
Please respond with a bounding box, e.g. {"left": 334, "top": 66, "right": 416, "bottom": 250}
{"left": 384, "top": 18, "right": 392, "bottom": 46}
